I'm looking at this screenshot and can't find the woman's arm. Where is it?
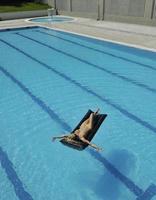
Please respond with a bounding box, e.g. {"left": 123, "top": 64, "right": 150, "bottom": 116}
{"left": 80, "top": 137, "right": 102, "bottom": 151}
{"left": 52, "top": 134, "right": 68, "bottom": 142}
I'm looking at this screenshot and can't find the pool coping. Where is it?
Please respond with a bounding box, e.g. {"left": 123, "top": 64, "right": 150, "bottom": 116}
{"left": 25, "top": 15, "right": 77, "bottom": 24}
{"left": 0, "top": 15, "right": 156, "bottom": 53}
{"left": 40, "top": 24, "right": 156, "bottom": 53}
{"left": 0, "top": 23, "right": 156, "bottom": 54}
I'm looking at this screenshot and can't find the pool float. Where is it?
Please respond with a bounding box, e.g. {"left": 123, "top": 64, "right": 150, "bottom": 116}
{"left": 60, "top": 110, "right": 107, "bottom": 150}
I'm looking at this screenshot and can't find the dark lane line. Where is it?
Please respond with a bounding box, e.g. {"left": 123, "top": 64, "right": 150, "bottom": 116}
{"left": 16, "top": 32, "right": 156, "bottom": 95}
{"left": 88, "top": 149, "right": 156, "bottom": 199}
{"left": 1, "top": 61, "right": 156, "bottom": 200}
{"left": 0, "top": 38, "right": 156, "bottom": 134}
{"left": 0, "top": 146, "right": 33, "bottom": 200}
{"left": 0, "top": 66, "right": 153, "bottom": 199}
{"left": 88, "top": 149, "right": 143, "bottom": 197}
{"left": 0, "top": 63, "right": 70, "bottom": 199}
{"left": 0, "top": 65, "right": 71, "bottom": 132}
{"left": 34, "top": 29, "right": 156, "bottom": 72}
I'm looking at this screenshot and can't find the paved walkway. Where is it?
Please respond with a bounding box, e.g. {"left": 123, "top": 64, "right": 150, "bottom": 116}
{"left": 0, "top": 16, "right": 156, "bottom": 51}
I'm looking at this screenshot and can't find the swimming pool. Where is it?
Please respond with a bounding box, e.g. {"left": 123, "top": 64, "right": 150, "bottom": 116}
{"left": 28, "top": 16, "right": 75, "bottom": 23}
{"left": 0, "top": 26, "right": 156, "bottom": 200}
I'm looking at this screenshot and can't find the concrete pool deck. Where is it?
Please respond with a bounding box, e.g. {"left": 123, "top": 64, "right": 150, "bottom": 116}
{"left": 0, "top": 16, "right": 156, "bottom": 51}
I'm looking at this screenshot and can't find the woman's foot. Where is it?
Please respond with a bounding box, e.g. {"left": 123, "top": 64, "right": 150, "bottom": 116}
{"left": 94, "top": 108, "right": 100, "bottom": 115}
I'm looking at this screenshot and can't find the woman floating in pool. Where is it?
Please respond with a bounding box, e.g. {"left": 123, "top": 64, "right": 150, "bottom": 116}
{"left": 52, "top": 109, "right": 103, "bottom": 151}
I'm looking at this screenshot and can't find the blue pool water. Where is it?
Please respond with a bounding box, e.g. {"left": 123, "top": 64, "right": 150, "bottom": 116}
{"left": 0, "top": 26, "right": 156, "bottom": 200}
{"left": 29, "top": 16, "right": 74, "bottom": 23}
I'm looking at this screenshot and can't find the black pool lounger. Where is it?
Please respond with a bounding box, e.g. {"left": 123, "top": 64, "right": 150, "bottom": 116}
{"left": 60, "top": 110, "right": 107, "bottom": 150}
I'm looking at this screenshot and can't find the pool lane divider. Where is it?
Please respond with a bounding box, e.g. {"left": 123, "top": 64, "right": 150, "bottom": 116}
{"left": 0, "top": 65, "right": 71, "bottom": 132}
{"left": 15, "top": 32, "right": 156, "bottom": 95}
{"left": 0, "top": 146, "right": 33, "bottom": 200}
{"left": 89, "top": 149, "right": 156, "bottom": 200}
{"left": 0, "top": 38, "right": 156, "bottom": 135}
{"left": 136, "top": 184, "right": 156, "bottom": 200}
{"left": 88, "top": 149, "right": 143, "bottom": 197}
{"left": 0, "top": 65, "right": 156, "bottom": 200}
{"left": 0, "top": 62, "right": 71, "bottom": 200}
{"left": 34, "top": 29, "right": 156, "bottom": 72}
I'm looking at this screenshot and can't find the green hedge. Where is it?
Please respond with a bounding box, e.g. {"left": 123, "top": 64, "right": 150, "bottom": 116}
{"left": 0, "top": 2, "right": 50, "bottom": 13}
